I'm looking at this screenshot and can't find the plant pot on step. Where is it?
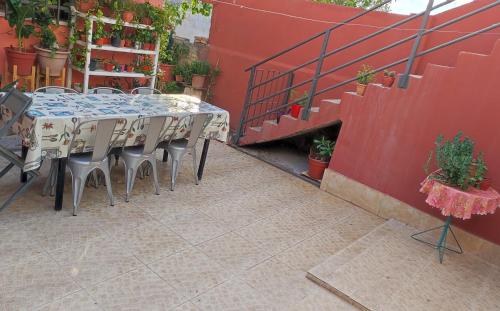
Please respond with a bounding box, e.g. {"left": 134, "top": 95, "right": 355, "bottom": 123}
{"left": 356, "top": 83, "right": 367, "bottom": 96}
{"left": 34, "top": 45, "right": 70, "bottom": 77}
{"left": 159, "top": 64, "right": 174, "bottom": 82}
{"left": 192, "top": 74, "right": 207, "bottom": 89}
{"left": 289, "top": 104, "right": 302, "bottom": 118}
{"left": 5, "top": 47, "right": 37, "bottom": 76}
{"left": 111, "top": 34, "right": 121, "bottom": 48}
{"left": 383, "top": 76, "right": 395, "bottom": 87}
{"left": 308, "top": 156, "right": 329, "bottom": 180}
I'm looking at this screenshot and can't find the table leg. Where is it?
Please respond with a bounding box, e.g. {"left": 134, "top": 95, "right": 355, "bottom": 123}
{"left": 20, "top": 145, "right": 28, "bottom": 183}
{"left": 197, "top": 139, "right": 210, "bottom": 181}
{"left": 54, "top": 158, "right": 67, "bottom": 211}
{"left": 162, "top": 149, "right": 168, "bottom": 162}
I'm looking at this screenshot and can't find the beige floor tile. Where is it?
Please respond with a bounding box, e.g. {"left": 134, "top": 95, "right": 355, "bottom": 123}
{"left": 48, "top": 235, "right": 143, "bottom": 288}
{"left": 112, "top": 220, "right": 190, "bottom": 264}
{"left": 173, "top": 301, "right": 201, "bottom": 311}
{"left": 0, "top": 224, "right": 45, "bottom": 268}
{"left": 196, "top": 232, "right": 271, "bottom": 273}
{"left": 192, "top": 279, "right": 273, "bottom": 311}
{"left": 165, "top": 211, "right": 231, "bottom": 245}
{"left": 88, "top": 267, "right": 186, "bottom": 310}
{"left": 201, "top": 202, "right": 263, "bottom": 230}
{"left": 148, "top": 247, "right": 231, "bottom": 300}
{"left": 287, "top": 287, "right": 358, "bottom": 311}
{"left": 35, "top": 290, "right": 101, "bottom": 311}
{"left": 269, "top": 208, "right": 328, "bottom": 239}
{"left": 0, "top": 254, "right": 80, "bottom": 310}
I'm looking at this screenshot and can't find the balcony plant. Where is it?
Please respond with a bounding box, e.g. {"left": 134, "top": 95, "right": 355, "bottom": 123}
{"left": 159, "top": 40, "right": 189, "bottom": 82}
{"left": 425, "top": 132, "right": 487, "bottom": 191}
{"left": 289, "top": 91, "right": 308, "bottom": 118}
{"left": 356, "top": 64, "right": 375, "bottom": 96}
{"left": 190, "top": 60, "right": 211, "bottom": 89}
{"left": 309, "top": 136, "right": 335, "bottom": 180}
{"left": 103, "top": 60, "right": 115, "bottom": 72}
{"left": 383, "top": 70, "right": 396, "bottom": 87}
{"left": 110, "top": 15, "right": 124, "bottom": 47}
{"left": 121, "top": 0, "right": 136, "bottom": 23}
{"left": 93, "top": 9, "right": 107, "bottom": 46}
{"left": 135, "top": 1, "right": 155, "bottom": 25}
{"left": 34, "top": 3, "right": 70, "bottom": 77}
{"left": 5, "top": 0, "right": 37, "bottom": 76}
{"left": 173, "top": 65, "right": 184, "bottom": 82}
{"left": 76, "top": 0, "right": 96, "bottom": 13}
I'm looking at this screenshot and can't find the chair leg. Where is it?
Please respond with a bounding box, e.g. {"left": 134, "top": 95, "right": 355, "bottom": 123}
{"left": 124, "top": 161, "right": 139, "bottom": 202}
{"left": 114, "top": 154, "right": 119, "bottom": 166}
{"left": 191, "top": 148, "right": 199, "bottom": 185}
{"left": 71, "top": 175, "right": 85, "bottom": 216}
{"left": 101, "top": 165, "right": 114, "bottom": 206}
{"left": 170, "top": 156, "right": 182, "bottom": 191}
{"left": 149, "top": 159, "right": 160, "bottom": 195}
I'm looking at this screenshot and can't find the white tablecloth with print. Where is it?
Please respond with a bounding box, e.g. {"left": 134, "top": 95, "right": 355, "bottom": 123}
{"left": 15, "top": 94, "right": 229, "bottom": 171}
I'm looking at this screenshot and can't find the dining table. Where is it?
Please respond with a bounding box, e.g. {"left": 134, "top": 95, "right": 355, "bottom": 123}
{"left": 14, "top": 93, "right": 230, "bottom": 211}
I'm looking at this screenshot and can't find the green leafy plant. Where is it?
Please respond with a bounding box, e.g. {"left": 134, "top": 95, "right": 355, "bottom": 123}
{"left": 290, "top": 90, "right": 309, "bottom": 107}
{"left": 311, "top": 136, "right": 336, "bottom": 162}
{"left": 383, "top": 70, "right": 396, "bottom": 78}
{"left": 357, "top": 64, "right": 375, "bottom": 85}
{"left": 93, "top": 9, "right": 106, "bottom": 41}
{"left": 313, "top": 0, "right": 390, "bottom": 11}
{"left": 190, "top": 60, "right": 211, "bottom": 76}
{"left": 162, "top": 81, "right": 183, "bottom": 94}
{"left": 6, "top": 0, "right": 36, "bottom": 50}
{"left": 159, "top": 40, "right": 189, "bottom": 65}
{"left": 425, "top": 132, "right": 487, "bottom": 190}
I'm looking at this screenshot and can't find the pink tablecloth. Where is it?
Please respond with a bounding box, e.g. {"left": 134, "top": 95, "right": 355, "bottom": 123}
{"left": 420, "top": 178, "right": 500, "bottom": 220}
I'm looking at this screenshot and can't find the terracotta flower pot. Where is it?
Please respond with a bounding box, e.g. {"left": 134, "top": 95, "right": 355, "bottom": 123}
{"left": 95, "top": 38, "right": 106, "bottom": 46}
{"left": 356, "top": 83, "right": 367, "bottom": 96}
{"left": 142, "top": 43, "right": 155, "bottom": 51}
{"left": 124, "top": 40, "right": 133, "bottom": 48}
{"left": 308, "top": 156, "right": 329, "bottom": 180}
{"left": 383, "top": 76, "right": 395, "bottom": 87}
{"left": 122, "top": 11, "right": 134, "bottom": 23}
{"left": 175, "top": 75, "right": 184, "bottom": 82}
{"left": 126, "top": 65, "right": 135, "bottom": 73}
{"left": 192, "top": 74, "right": 207, "bottom": 89}
{"left": 34, "top": 45, "right": 70, "bottom": 77}
{"left": 5, "top": 47, "right": 37, "bottom": 76}
{"left": 159, "top": 64, "right": 175, "bottom": 82}
{"left": 104, "top": 63, "right": 115, "bottom": 71}
{"left": 104, "top": 37, "right": 111, "bottom": 45}
{"left": 77, "top": 0, "right": 96, "bottom": 12}
{"left": 289, "top": 104, "right": 302, "bottom": 118}
{"left": 142, "top": 17, "right": 152, "bottom": 25}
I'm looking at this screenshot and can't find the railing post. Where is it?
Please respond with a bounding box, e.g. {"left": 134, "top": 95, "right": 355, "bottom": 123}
{"left": 398, "top": 0, "right": 435, "bottom": 89}
{"left": 302, "top": 30, "right": 331, "bottom": 120}
{"left": 233, "top": 67, "right": 257, "bottom": 144}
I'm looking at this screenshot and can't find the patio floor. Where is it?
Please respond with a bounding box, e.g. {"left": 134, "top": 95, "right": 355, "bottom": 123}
{"left": 0, "top": 141, "right": 370, "bottom": 310}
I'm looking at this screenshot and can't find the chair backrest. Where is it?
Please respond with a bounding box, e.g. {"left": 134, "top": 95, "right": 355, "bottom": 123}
{"left": 127, "top": 115, "right": 174, "bottom": 154}
{"left": 0, "top": 88, "right": 32, "bottom": 138}
{"left": 68, "top": 118, "right": 127, "bottom": 162}
{"left": 34, "top": 86, "right": 79, "bottom": 94}
{"left": 130, "top": 87, "right": 162, "bottom": 95}
{"left": 168, "top": 113, "right": 213, "bottom": 148}
{"left": 89, "top": 87, "right": 125, "bottom": 94}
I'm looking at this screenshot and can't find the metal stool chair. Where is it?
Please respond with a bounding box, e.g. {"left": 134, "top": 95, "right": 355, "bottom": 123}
{"left": 158, "top": 113, "right": 213, "bottom": 191}
{"left": 67, "top": 118, "right": 127, "bottom": 215}
{"left": 130, "top": 87, "right": 162, "bottom": 95}
{"left": 89, "top": 87, "right": 125, "bottom": 94}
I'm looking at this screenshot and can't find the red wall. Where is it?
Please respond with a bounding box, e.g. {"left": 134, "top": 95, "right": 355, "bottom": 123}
{"left": 330, "top": 42, "right": 500, "bottom": 245}
{"left": 208, "top": 0, "right": 500, "bottom": 130}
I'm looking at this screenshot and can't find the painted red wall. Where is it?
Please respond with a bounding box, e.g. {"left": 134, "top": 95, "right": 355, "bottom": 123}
{"left": 330, "top": 42, "right": 500, "bottom": 245}
{"left": 207, "top": 0, "right": 500, "bottom": 130}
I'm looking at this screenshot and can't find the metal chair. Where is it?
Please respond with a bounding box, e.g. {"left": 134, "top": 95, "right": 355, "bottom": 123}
{"left": 130, "top": 87, "right": 162, "bottom": 95}
{"left": 34, "top": 86, "right": 79, "bottom": 94}
{"left": 34, "top": 87, "right": 79, "bottom": 197}
{"left": 67, "top": 118, "right": 127, "bottom": 216}
{"left": 89, "top": 87, "right": 125, "bottom": 94}
{"left": 158, "top": 113, "right": 213, "bottom": 191}
{"left": 0, "top": 88, "right": 39, "bottom": 211}
{"left": 121, "top": 116, "right": 173, "bottom": 201}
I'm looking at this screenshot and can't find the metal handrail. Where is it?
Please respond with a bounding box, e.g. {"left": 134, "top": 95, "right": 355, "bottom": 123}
{"left": 235, "top": 0, "right": 500, "bottom": 143}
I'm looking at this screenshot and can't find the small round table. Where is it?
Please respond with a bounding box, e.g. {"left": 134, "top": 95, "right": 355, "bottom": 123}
{"left": 413, "top": 178, "right": 500, "bottom": 263}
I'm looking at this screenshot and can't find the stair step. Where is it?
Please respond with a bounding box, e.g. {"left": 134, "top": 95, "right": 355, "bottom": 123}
{"left": 310, "top": 107, "right": 320, "bottom": 113}
{"left": 248, "top": 126, "right": 262, "bottom": 133}
{"left": 263, "top": 120, "right": 278, "bottom": 126}
{"left": 322, "top": 99, "right": 341, "bottom": 105}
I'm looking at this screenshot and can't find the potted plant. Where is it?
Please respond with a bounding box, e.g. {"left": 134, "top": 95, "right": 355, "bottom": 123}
{"left": 121, "top": 0, "right": 136, "bottom": 23}
{"left": 137, "top": 57, "right": 154, "bottom": 76}
{"left": 425, "top": 132, "right": 487, "bottom": 191}
{"left": 190, "top": 60, "right": 211, "bottom": 89}
{"left": 173, "top": 65, "right": 184, "bottom": 82}
{"left": 356, "top": 64, "right": 375, "bottom": 96}
{"left": 162, "top": 81, "right": 183, "bottom": 94}
{"left": 34, "top": 5, "right": 70, "bottom": 78}
{"left": 103, "top": 60, "right": 115, "bottom": 72}
{"left": 93, "top": 9, "right": 107, "bottom": 46}
{"left": 5, "top": 0, "right": 37, "bottom": 76}
{"left": 308, "top": 136, "right": 335, "bottom": 180}
{"left": 126, "top": 63, "right": 135, "bottom": 73}
{"left": 159, "top": 41, "right": 189, "bottom": 82}
{"left": 76, "top": 0, "right": 96, "bottom": 13}
{"left": 383, "top": 70, "right": 396, "bottom": 87}
{"left": 135, "top": 1, "right": 155, "bottom": 25}
{"left": 289, "top": 91, "right": 308, "bottom": 118}
{"left": 110, "top": 19, "right": 124, "bottom": 48}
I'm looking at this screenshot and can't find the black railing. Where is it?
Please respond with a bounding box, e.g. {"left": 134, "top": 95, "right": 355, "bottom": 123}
{"left": 234, "top": 0, "right": 500, "bottom": 144}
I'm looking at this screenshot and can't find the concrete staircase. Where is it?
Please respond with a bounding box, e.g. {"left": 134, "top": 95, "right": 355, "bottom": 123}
{"left": 238, "top": 38, "right": 500, "bottom": 147}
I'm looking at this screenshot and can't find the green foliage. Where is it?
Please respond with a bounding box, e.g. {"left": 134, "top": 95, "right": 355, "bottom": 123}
{"left": 162, "top": 81, "right": 183, "bottom": 94}
{"left": 174, "top": 63, "right": 192, "bottom": 83}
{"left": 356, "top": 64, "right": 375, "bottom": 85}
{"left": 312, "top": 136, "right": 336, "bottom": 161}
{"left": 6, "top": 0, "right": 36, "bottom": 49}
{"left": 190, "top": 60, "right": 211, "bottom": 75}
{"left": 426, "top": 132, "right": 487, "bottom": 190}
{"left": 93, "top": 9, "right": 106, "bottom": 40}
{"left": 383, "top": 70, "right": 395, "bottom": 77}
{"left": 313, "top": 0, "right": 390, "bottom": 11}
{"left": 290, "top": 90, "right": 309, "bottom": 107}
{"left": 159, "top": 40, "right": 190, "bottom": 65}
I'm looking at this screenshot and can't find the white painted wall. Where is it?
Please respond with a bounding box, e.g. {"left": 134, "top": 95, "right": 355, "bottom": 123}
{"left": 173, "top": 4, "right": 212, "bottom": 42}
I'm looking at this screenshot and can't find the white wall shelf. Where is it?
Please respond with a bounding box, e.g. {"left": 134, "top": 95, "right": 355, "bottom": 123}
{"left": 67, "top": 6, "right": 160, "bottom": 93}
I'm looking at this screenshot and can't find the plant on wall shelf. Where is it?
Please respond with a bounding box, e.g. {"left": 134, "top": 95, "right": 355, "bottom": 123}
{"left": 356, "top": 64, "right": 375, "bottom": 96}
{"left": 425, "top": 131, "right": 487, "bottom": 191}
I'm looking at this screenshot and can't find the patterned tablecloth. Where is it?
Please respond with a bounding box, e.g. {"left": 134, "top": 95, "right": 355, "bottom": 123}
{"left": 9, "top": 93, "right": 229, "bottom": 171}
{"left": 420, "top": 177, "right": 500, "bottom": 220}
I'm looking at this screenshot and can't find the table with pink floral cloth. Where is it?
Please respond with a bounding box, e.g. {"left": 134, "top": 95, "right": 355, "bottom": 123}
{"left": 420, "top": 178, "right": 500, "bottom": 220}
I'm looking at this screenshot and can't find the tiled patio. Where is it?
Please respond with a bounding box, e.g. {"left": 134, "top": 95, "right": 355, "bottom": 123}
{"left": 0, "top": 141, "right": 374, "bottom": 310}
